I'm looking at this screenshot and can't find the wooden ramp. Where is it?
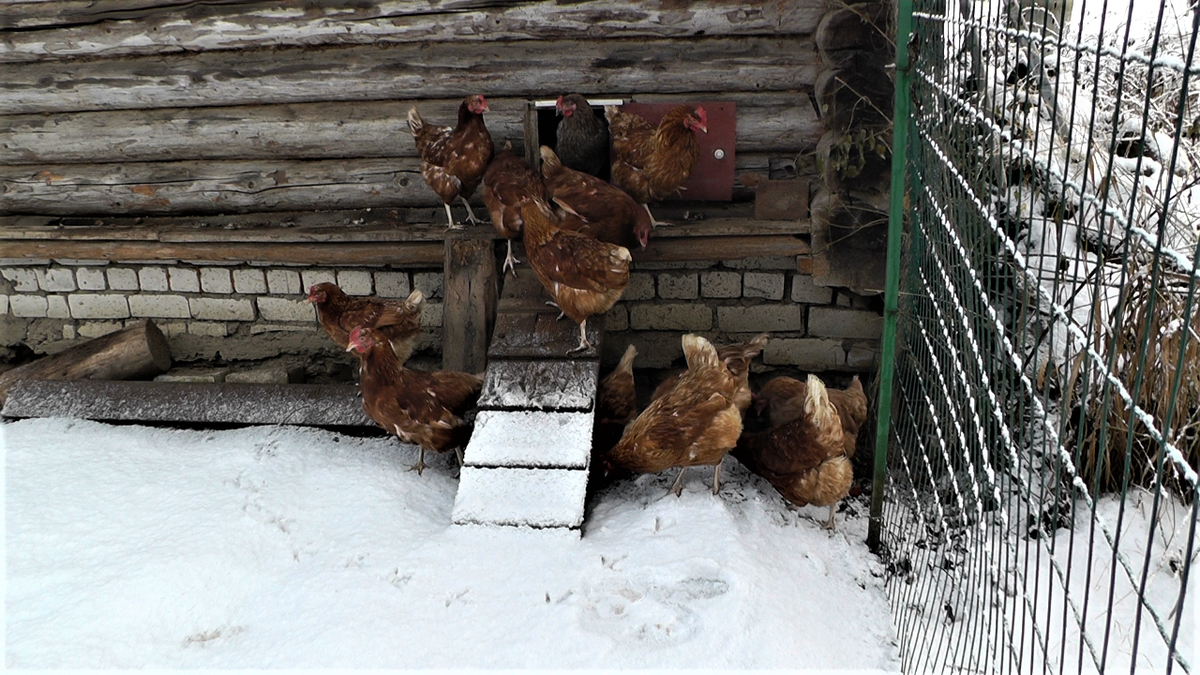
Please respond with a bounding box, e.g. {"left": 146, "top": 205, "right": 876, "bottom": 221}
{"left": 450, "top": 268, "right": 601, "bottom": 534}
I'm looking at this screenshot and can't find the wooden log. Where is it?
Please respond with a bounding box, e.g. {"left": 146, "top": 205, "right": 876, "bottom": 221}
{"left": 2, "top": 36, "right": 819, "bottom": 115}
{"left": 0, "top": 1, "right": 823, "bottom": 55}
{"left": 815, "top": 4, "right": 893, "bottom": 56}
{"left": 632, "top": 234, "right": 811, "bottom": 263}
{"left": 442, "top": 230, "right": 498, "bottom": 375}
{"left": 0, "top": 319, "right": 171, "bottom": 404}
{"left": 0, "top": 93, "right": 820, "bottom": 164}
{"left": 816, "top": 127, "right": 892, "bottom": 194}
{"left": 813, "top": 59, "right": 894, "bottom": 133}
{"left": 810, "top": 189, "right": 889, "bottom": 293}
{"left": 0, "top": 379, "right": 374, "bottom": 427}
{"left": 0, "top": 238, "right": 445, "bottom": 265}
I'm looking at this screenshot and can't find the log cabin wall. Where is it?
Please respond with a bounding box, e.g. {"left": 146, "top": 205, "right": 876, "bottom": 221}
{"left": 0, "top": 0, "right": 886, "bottom": 379}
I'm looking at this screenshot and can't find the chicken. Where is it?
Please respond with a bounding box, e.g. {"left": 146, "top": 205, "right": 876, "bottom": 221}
{"left": 482, "top": 141, "right": 547, "bottom": 275}
{"left": 306, "top": 282, "right": 425, "bottom": 363}
{"left": 408, "top": 94, "right": 494, "bottom": 228}
{"left": 605, "top": 334, "right": 743, "bottom": 497}
{"left": 555, "top": 93, "right": 610, "bottom": 178}
{"left": 347, "top": 326, "right": 483, "bottom": 475}
{"left": 734, "top": 374, "right": 850, "bottom": 530}
{"left": 650, "top": 333, "right": 768, "bottom": 415}
{"left": 605, "top": 103, "right": 708, "bottom": 226}
{"left": 594, "top": 344, "right": 638, "bottom": 456}
{"left": 540, "top": 145, "right": 651, "bottom": 251}
{"left": 754, "top": 375, "right": 868, "bottom": 457}
{"left": 520, "top": 196, "right": 631, "bottom": 353}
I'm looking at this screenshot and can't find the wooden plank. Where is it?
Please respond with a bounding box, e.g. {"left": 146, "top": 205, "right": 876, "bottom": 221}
{"left": 2, "top": 36, "right": 819, "bottom": 115}
{"left": 634, "top": 234, "right": 811, "bottom": 262}
{"left": 0, "top": 1, "right": 823, "bottom": 58}
{"left": 0, "top": 238, "right": 445, "bottom": 265}
{"left": 451, "top": 466, "right": 589, "bottom": 529}
{"left": 463, "top": 410, "right": 594, "bottom": 469}
{"left": 488, "top": 311, "right": 604, "bottom": 361}
{"left": 478, "top": 359, "right": 598, "bottom": 410}
{"left": 441, "top": 231, "right": 498, "bottom": 374}
{"left": 0, "top": 379, "right": 375, "bottom": 427}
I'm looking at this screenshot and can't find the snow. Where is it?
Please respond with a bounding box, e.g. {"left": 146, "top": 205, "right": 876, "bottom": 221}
{"left": 452, "top": 466, "right": 589, "bottom": 528}
{"left": 465, "top": 409, "right": 593, "bottom": 468}
{"left": 3, "top": 417, "right": 902, "bottom": 670}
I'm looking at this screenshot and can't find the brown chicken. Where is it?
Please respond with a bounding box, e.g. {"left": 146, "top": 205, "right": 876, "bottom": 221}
{"left": 347, "top": 326, "right": 483, "bottom": 475}
{"left": 482, "top": 141, "right": 547, "bottom": 275}
{"left": 606, "top": 103, "right": 708, "bottom": 226}
{"left": 650, "top": 333, "right": 768, "bottom": 415}
{"left": 520, "top": 196, "right": 631, "bottom": 353}
{"left": 754, "top": 375, "right": 868, "bottom": 457}
{"left": 606, "top": 334, "right": 743, "bottom": 497}
{"left": 306, "top": 282, "right": 425, "bottom": 363}
{"left": 408, "top": 94, "right": 494, "bottom": 228}
{"left": 594, "top": 344, "right": 639, "bottom": 456}
{"left": 540, "top": 145, "right": 651, "bottom": 251}
{"left": 735, "top": 374, "right": 850, "bottom": 530}
{"left": 555, "top": 93, "right": 610, "bottom": 178}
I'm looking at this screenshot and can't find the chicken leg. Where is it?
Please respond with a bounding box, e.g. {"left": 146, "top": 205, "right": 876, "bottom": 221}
{"left": 460, "top": 196, "right": 482, "bottom": 225}
{"left": 567, "top": 320, "right": 592, "bottom": 354}
{"left": 711, "top": 462, "right": 722, "bottom": 495}
{"left": 669, "top": 467, "right": 688, "bottom": 497}
{"left": 823, "top": 504, "right": 837, "bottom": 531}
{"left": 443, "top": 203, "right": 464, "bottom": 230}
{"left": 410, "top": 446, "right": 427, "bottom": 475}
{"left": 502, "top": 239, "right": 521, "bottom": 276}
{"left": 643, "top": 203, "right": 670, "bottom": 228}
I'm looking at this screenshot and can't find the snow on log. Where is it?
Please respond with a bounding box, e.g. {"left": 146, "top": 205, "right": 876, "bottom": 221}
{"left": 478, "top": 360, "right": 598, "bottom": 411}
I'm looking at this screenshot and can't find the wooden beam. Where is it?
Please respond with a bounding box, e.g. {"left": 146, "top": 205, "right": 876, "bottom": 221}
{"left": 441, "top": 230, "right": 498, "bottom": 375}
{"left": 0, "top": 239, "right": 445, "bottom": 265}
{"left": 0, "top": 1, "right": 823, "bottom": 59}
{"left": 633, "top": 234, "right": 811, "bottom": 262}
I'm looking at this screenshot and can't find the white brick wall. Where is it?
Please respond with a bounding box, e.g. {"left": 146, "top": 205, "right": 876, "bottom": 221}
{"left": 68, "top": 294, "right": 131, "bottom": 319}
{"left": 604, "top": 305, "right": 629, "bottom": 331}
{"left": 268, "top": 269, "right": 302, "bottom": 295}
{"left": 189, "top": 297, "right": 254, "bottom": 321}
{"left": 0, "top": 294, "right": 8, "bottom": 315}
{"left": 717, "top": 305, "right": 805, "bottom": 333}
{"left": 629, "top": 304, "right": 712, "bottom": 331}
{"left": 128, "top": 294, "right": 191, "bottom": 319}
{"left": 337, "top": 270, "right": 373, "bottom": 296}
{"left": 375, "top": 271, "right": 410, "bottom": 298}
{"left": 76, "top": 268, "right": 107, "bottom": 291}
{"left": 37, "top": 268, "right": 76, "bottom": 292}
{"left": 107, "top": 268, "right": 139, "bottom": 291}
{"left": 657, "top": 273, "right": 698, "bottom": 300}
{"left": 624, "top": 273, "right": 655, "bottom": 301}
{"left": 808, "top": 307, "right": 883, "bottom": 339}
{"left": 46, "top": 295, "right": 70, "bottom": 319}
{"left": 78, "top": 321, "right": 123, "bottom": 338}
{"left": 413, "top": 272, "right": 443, "bottom": 299}
{"left": 791, "top": 275, "right": 833, "bottom": 304}
{"left": 139, "top": 267, "right": 169, "bottom": 292}
{"left": 257, "top": 297, "right": 315, "bottom": 322}
{"left": 763, "top": 338, "right": 845, "bottom": 368}
{"left": 743, "top": 272, "right": 785, "bottom": 300}
{"left": 10, "top": 295, "right": 48, "bottom": 317}
{"left": 169, "top": 267, "right": 200, "bottom": 292}
{"left": 188, "top": 321, "right": 229, "bottom": 337}
{"left": 200, "top": 268, "right": 233, "bottom": 294}
{"left": 700, "top": 271, "right": 741, "bottom": 298}
{"left": 2, "top": 268, "right": 39, "bottom": 292}
{"left": 232, "top": 269, "right": 267, "bottom": 295}
{"left": 301, "top": 270, "right": 337, "bottom": 292}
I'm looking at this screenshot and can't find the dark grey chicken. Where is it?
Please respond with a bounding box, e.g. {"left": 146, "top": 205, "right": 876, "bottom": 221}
{"left": 555, "top": 93, "right": 610, "bottom": 178}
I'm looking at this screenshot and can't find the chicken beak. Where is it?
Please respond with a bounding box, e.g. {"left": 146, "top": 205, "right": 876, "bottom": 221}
{"left": 345, "top": 343, "right": 356, "bottom": 352}
{"left": 699, "top": 124, "right": 709, "bottom": 134}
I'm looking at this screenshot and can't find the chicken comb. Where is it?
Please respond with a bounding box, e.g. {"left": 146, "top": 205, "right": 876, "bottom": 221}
{"left": 348, "top": 325, "right": 363, "bottom": 345}
{"left": 694, "top": 106, "right": 708, "bottom": 126}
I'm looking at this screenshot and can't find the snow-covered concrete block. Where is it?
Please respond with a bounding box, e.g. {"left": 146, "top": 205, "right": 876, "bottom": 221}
{"left": 451, "top": 467, "right": 589, "bottom": 529}
{"left": 128, "top": 294, "right": 190, "bottom": 319}
{"left": 169, "top": 267, "right": 201, "bottom": 293}
{"left": 68, "top": 294, "right": 130, "bottom": 319}
{"left": 188, "top": 298, "right": 254, "bottom": 321}
{"left": 375, "top": 271, "right": 410, "bottom": 298}
{"left": 10, "top": 295, "right": 48, "bottom": 318}
{"left": 200, "top": 268, "right": 233, "bottom": 294}
{"left": 232, "top": 269, "right": 267, "bottom": 295}
{"left": 267, "top": 269, "right": 301, "bottom": 295}
{"left": 337, "top": 270, "right": 373, "bottom": 296}
{"left": 478, "top": 360, "right": 597, "bottom": 410}
{"left": 106, "top": 268, "right": 139, "bottom": 291}
{"left": 2, "top": 268, "right": 39, "bottom": 292}
{"left": 75, "top": 268, "right": 107, "bottom": 291}
{"left": 36, "top": 268, "right": 76, "bottom": 292}
{"left": 464, "top": 410, "right": 593, "bottom": 469}
{"left": 138, "top": 267, "right": 169, "bottom": 292}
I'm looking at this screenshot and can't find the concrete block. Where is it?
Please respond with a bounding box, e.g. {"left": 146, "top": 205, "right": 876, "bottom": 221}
{"left": 423, "top": 303, "right": 444, "bottom": 328}
{"left": 413, "top": 272, "right": 443, "bottom": 299}
{"left": 717, "top": 305, "right": 805, "bottom": 333}
{"left": 267, "top": 269, "right": 302, "bottom": 295}
{"left": 0, "top": 294, "right": 8, "bottom": 315}
{"left": 847, "top": 343, "right": 880, "bottom": 369}
{"left": 200, "top": 268, "right": 233, "bottom": 294}
{"left": 54, "top": 259, "right": 109, "bottom": 266}
{"left": 154, "top": 368, "right": 230, "bottom": 383}
{"left": 10, "top": 295, "right": 48, "bottom": 318}
{"left": 624, "top": 272, "right": 655, "bottom": 301}
{"left": 106, "top": 268, "right": 139, "bottom": 291}
{"left": 62, "top": 324, "right": 76, "bottom": 340}
{"left": 187, "top": 322, "right": 229, "bottom": 337}
{"left": 763, "top": 338, "right": 845, "bottom": 368}
{"left": 77, "top": 321, "right": 123, "bottom": 338}
{"left": 337, "top": 270, "right": 374, "bottom": 296}
{"left": 700, "top": 271, "right": 741, "bottom": 298}
{"left": 75, "top": 268, "right": 107, "bottom": 291}
{"left": 605, "top": 305, "right": 628, "bottom": 332}
{"left": 37, "top": 268, "right": 76, "bottom": 292}
{"left": 633, "top": 261, "right": 711, "bottom": 270}
{"left": 68, "top": 294, "right": 130, "bottom": 319}
{"left": 301, "top": 270, "right": 337, "bottom": 293}
{"left": 808, "top": 307, "right": 883, "bottom": 339}
{"left": 128, "top": 294, "right": 191, "bottom": 319}
{"left": 158, "top": 322, "right": 188, "bottom": 338}
{"left": 629, "top": 303, "right": 712, "bottom": 331}
{"left": 232, "top": 269, "right": 267, "bottom": 295}
{"left": 743, "top": 272, "right": 785, "bottom": 300}
{"left": 257, "top": 297, "right": 315, "bottom": 322}
{"left": 724, "top": 256, "right": 799, "bottom": 270}
{"left": 2, "top": 268, "right": 39, "bottom": 292}
{"left": 375, "top": 271, "right": 411, "bottom": 298}
{"left": 657, "top": 272, "right": 699, "bottom": 300}
{"left": 225, "top": 367, "right": 303, "bottom": 384}
{"left": 0, "top": 259, "right": 49, "bottom": 266}
{"left": 46, "top": 295, "right": 70, "bottom": 319}
{"left": 188, "top": 297, "right": 255, "bottom": 321}
{"left": 138, "top": 267, "right": 169, "bottom": 292}
{"left": 792, "top": 274, "right": 834, "bottom": 304}
{"left": 168, "top": 267, "right": 200, "bottom": 293}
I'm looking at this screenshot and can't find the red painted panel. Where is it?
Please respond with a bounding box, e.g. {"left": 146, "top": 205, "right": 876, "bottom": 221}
{"left": 615, "top": 101, "right": 736, "bottom": 201}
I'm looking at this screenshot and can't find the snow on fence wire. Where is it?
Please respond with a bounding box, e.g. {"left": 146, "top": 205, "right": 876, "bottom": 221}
{"left": 874, "top": 0, "right": 1199, "bottom": 672}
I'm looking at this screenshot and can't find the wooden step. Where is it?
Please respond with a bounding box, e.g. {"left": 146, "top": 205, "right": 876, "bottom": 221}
{"left": 451, "top": 467, "right": 590, "bottom": 530}
{"left": 464, "top": 410, "right": 593, "bottom": 470}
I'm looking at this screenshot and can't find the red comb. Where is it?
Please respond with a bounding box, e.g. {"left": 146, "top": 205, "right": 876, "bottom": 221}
{"left": 695, "top": 107, "right": 708, "bottom": 125}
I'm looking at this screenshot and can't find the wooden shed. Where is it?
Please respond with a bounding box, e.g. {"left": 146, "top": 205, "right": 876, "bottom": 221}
{"left": 0, "top": 0, "right": 891, "bottom": 384}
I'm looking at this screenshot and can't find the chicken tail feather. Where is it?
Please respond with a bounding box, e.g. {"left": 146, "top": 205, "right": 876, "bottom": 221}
{"left": 681, "top": 334, "right": 720, "bottom": 371}
{"left": 406, "top": 107, "right": 424, "bottom": 136}
{"left": 804, "top": 374, "right": 837, "bottom": 431}
{"left": 615, "top": 344, "right": 637, "bottom": 375}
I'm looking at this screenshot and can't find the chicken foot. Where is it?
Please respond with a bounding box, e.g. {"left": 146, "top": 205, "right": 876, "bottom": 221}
{"left": 642, "top": 203, "right": 671, "bottom": 228}
{"left": 711, "top": 462, "right": 722, "bottom": 495}
{"left": 442, "top": 203, "right": 465, "bottom": 230}
{"left": 567, "top": 320, "right": 593, "bottom": 354}
{"left": 544, "top": 301, "right": 566, "bottom": 321}
{"left": 669, "top": 467, "right": 688, "bottom": 497}
{"left": 460, "top": 196, "right": 482, "bottom": 225}
{"left": 822, "top": 504, "right": 837, "bottom": 532}
{"left": 502, "top": 239, "right": 521, "bottom": 276}
{"left": 410, "top": 446, "right": 428, "bottom": 475}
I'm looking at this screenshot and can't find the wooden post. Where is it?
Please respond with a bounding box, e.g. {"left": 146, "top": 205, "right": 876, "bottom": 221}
{"left": 442, "top": 230, "right": 498, "bottom": 374}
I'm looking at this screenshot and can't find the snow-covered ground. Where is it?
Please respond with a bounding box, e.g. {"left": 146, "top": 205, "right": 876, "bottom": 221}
{"left": 3, "top": 417, "right": 901, "bottom": 670}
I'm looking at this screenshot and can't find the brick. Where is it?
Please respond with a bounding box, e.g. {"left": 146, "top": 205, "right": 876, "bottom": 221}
{"left": 605, "top": 305, "right": 629, "bottom": 331}
{"left": 0, "top": 294, "right": 7, "bottom": 314}
{"left": 62, "top": 324, "right": 76, "bottom": 340}
{"left": 724, "top": 256, "right": 798, "bottom": 270}
{"left": 46, "top": 295, "right": 70, "bottom": 319}
{"left": 624, "top": 273, "right": 655, "bottom": 301}
{"left": 658, "top": 272, "right": 698, "bottom": 300}
{"left": 700, "top": 271, "right": 741, "bottom": 298}
{"left": 10, "top": 295, "right": 48, "bottom": 318}
{"left": 791, "top": 274, "right": 834, "bottom": 304}
{"left": 128, "top": 294, "right": 191, "bottom": 319}
{"left": 256, "top": 297, "right": 315, "bottom": 322}
{"left": 197, "top": 268, "right": 232, "bottom": 294}
{"left": 763, "top": 338, "right": 846, "bottom": 368}
{"left": 413, "top": 272, "right": 443, "bottom": 299}
{"left": 2, "top": 268, "right": 39, "bottom": 292}
{"left": 847, "top": 343, "right": 880, "bottom": 369}
{"left": 743, "top": 272, "right": 785, "bottom": 300}
{"left": 169, "top": 267, "right": 200, "bottom": 293}
{"left": 808, "top": 307, "right": 883, "bottom": 339}
{"left": 157, "top": 322, "right": 188, "bottom": 338}
{"left": 267, "top": 269, "right": 302, "bottom": 295}
{"left": 337, "top": 270, "right": 373, "bottom": 296}
{"left": 54, "top": 259, "right": 109, "bottom": 266}
{"left": 37, "top": 268, "right": 76, "bottom": 292}
{"left": 188, "top": 297, "right": 254, "bottom": 321}
{"left": 78, "top": 321, "right": 123, "bottom": 338}
{"left": 717, "top": 305, "right": 805, "bottom": 333}
{"left": 422, "top": 303, "right": 444, "bottom": 328}
{"left": 630, "top": 303, "right": 712, "bottom": 331}
{"left": 187, "top": 322, "right": 229, "bottom": 337}
{"left": 68, "top": 294, "right": 130, "bottom": 319}
{"left": 375, "top": 272, "right": 410, "bottom": 298}
{"left": 138, "top": 267, "right": 169, "bottom": 292}
{"left": 107, "top": 268, "right": 139, "bottom": 291}
{"left": 301, "top": 270, "right": 337, "bottom": 293}
{"left": 75, "top": 268, "right": 107, "bottom": 291}
{"left": 232, "top": 269, "right": 267, "bottom": 295}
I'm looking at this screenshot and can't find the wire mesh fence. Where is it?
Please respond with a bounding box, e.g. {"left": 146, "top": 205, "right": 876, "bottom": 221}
{"left": 874, "top": 0, "right": 1199, "bottom": 671}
